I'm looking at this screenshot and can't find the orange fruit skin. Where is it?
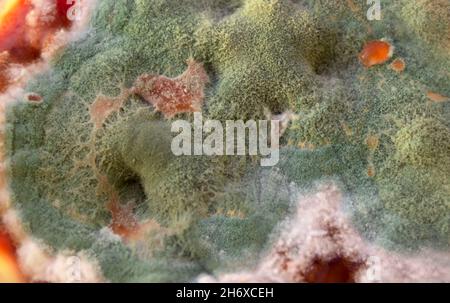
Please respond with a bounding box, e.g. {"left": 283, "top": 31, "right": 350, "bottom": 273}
{"left": 0, "top": 0, "right": 32, "bottom": 58}
{"left": 0, "top": 228, "right": 25, "bottom": 283}
{"left": 0, "top": 0, "right": 76, "bottom": 63}
{"left": 359, "top": 40, "right": 393, "bottom": 68}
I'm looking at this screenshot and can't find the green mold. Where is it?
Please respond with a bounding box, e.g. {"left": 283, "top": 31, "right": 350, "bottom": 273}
{"left": 5, "top": 0, "right": 449, "bottom": 281}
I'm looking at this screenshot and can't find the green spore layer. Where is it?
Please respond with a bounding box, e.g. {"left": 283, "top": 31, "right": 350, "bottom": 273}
{"left": 6, "top": 0, "right": 449, "bottom": 281}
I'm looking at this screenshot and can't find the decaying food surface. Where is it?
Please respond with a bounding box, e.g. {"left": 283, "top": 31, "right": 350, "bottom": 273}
{"left": 1, "top": 0, "right": 449, "bottom": 282}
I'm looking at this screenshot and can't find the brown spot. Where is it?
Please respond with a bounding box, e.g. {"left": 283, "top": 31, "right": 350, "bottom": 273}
{"left": 132, "top": 59, "right": 209, "bottom": 118}
{"left": 8, "top": 45, "right": 41, "bottom": 64}
{"left": 367, "top": 164, "right": 376, "bottom": 178}
{"left": 107, "top": 196, "right": 139, "bottom": 238}
{"left": 26, "top": 93, "right": 42, "bottom": 103}
{"left": 366, "top": 134, "right": 379, "bottom": 151}
{"left": 346, "top": 0, "right": 361, "bottom": 12}
{"left": 427, "top": 92, "right": 449, "bottom": 103}
{"left": 0, "top": 51, "right": 9, "bottom": 66}
{"left": 0, "top": 52, "right": 10, "bottom": 93}
{"left": 359, "top": 40, "right": 394, "bottom": 68}
{"left": 275, "top": 248, "right": 292, "bottom": 272}
{"left": 107, "top": 195, "right": 163, "bottom": 243}
{"left": 303, "top": 256, "right": 363, "bottom": 283}
{"left": 389, "top": 58, "right": 406, "bottom": 73}
{"left": 0, "top": 72, "right": 9, "bottom": 93}
{"left": 89, "top": 87, "right": 130, "bottom": 129}
{"left": 325, "top": 225, "right": 340, "bottom": 239}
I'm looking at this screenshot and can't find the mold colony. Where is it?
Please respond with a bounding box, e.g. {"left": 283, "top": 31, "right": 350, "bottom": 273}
{"left": 1, "top": 0, "right": 449, "bottom": 282}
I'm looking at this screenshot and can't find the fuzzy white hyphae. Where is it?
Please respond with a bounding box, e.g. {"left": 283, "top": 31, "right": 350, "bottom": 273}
{"left": 199, "top": 184, "right": 450, "bottom": 283}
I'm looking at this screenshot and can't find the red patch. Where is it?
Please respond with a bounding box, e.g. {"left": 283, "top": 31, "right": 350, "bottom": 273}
{"left": 26, "top": 92, "right": 43, "bottom": 102}
{"left": 0, "top": 0, "right": 78, "bottom": 92}
{"left": 55, "top": 0, "right": 77, "bottom": 28}
{"left": 132, "top": 59, "right": 209, "bottom": 118}
{"left": 303, "top": 256, "right": 364, "bottom": 283}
